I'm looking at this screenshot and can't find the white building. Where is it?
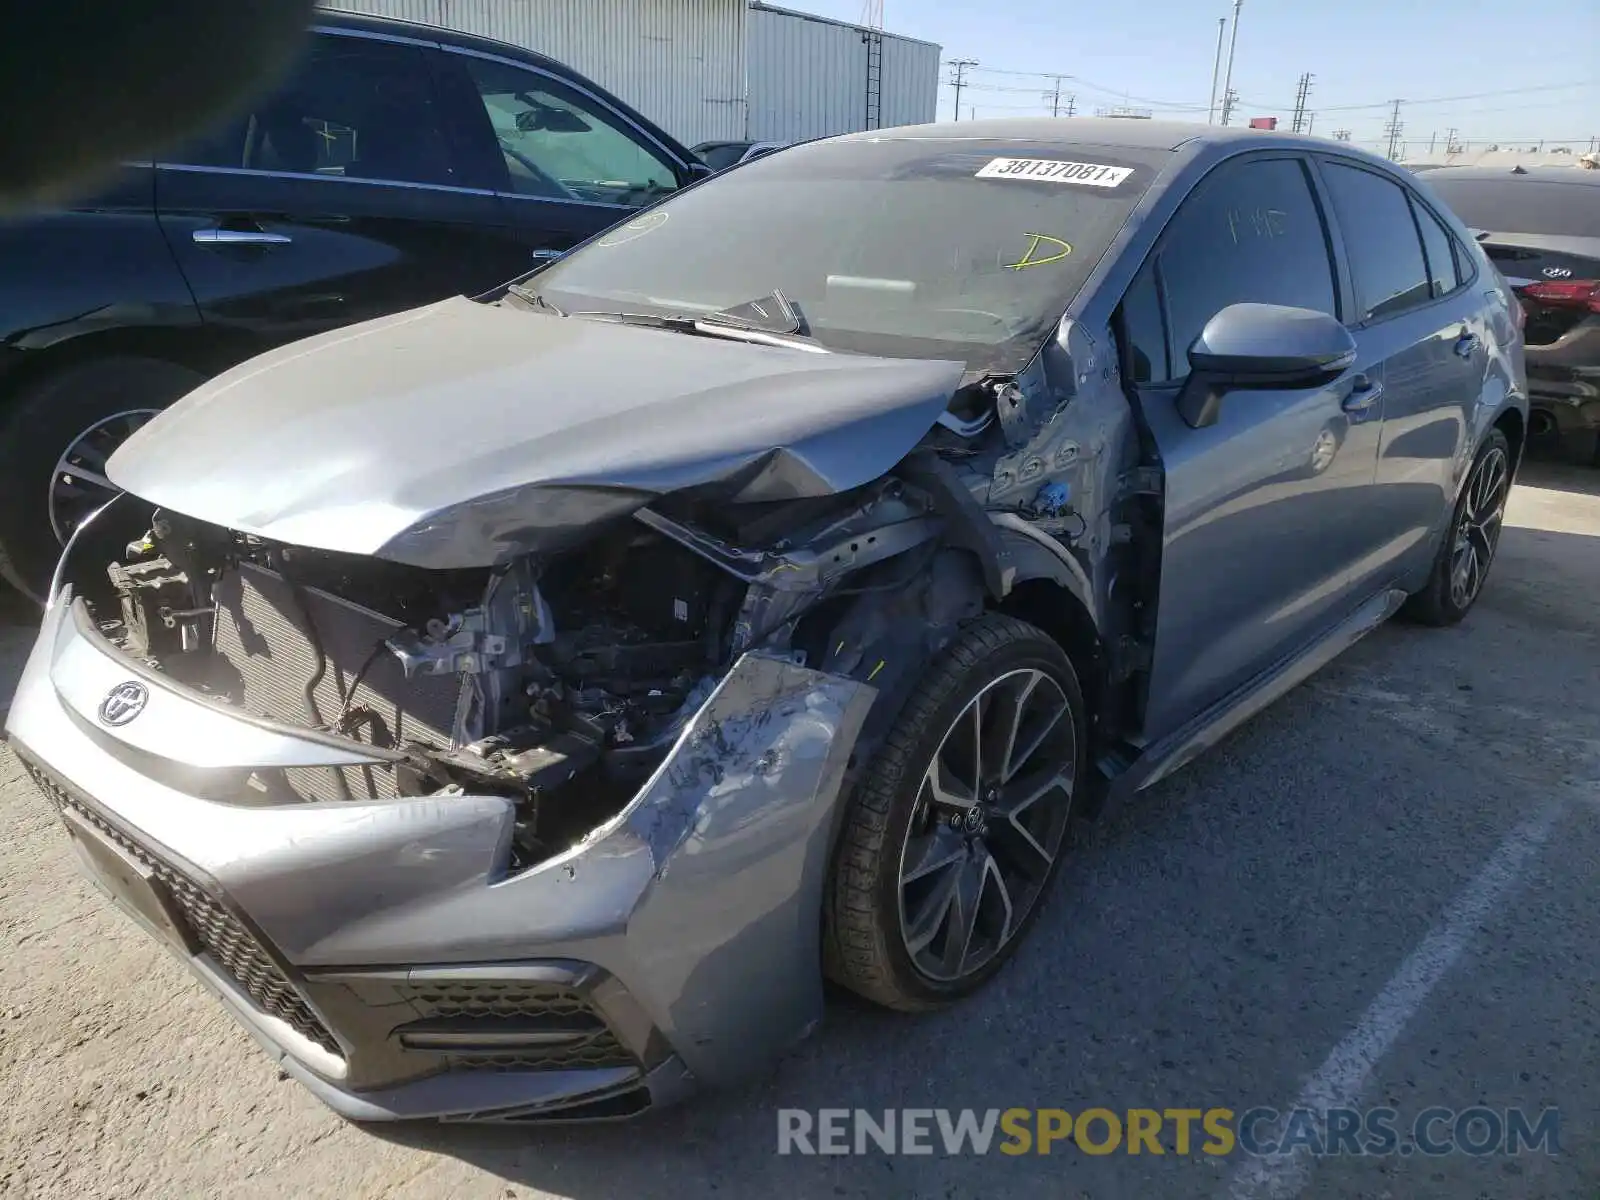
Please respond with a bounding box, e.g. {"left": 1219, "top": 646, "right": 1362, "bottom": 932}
{"left": 324, "top": 0, "right": 940, "bottom": 148}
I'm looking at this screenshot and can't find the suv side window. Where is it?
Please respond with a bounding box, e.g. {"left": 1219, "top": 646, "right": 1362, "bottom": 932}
{"left": 1138, "top": 157, "right": 1337, "bottom": 383}
{"left": 1411, "top": 197, "right": 1466, "bottom": 298}
{"left": 1320, "top": 162, "right": 1431, "bottom": 321}
{"left": 167, "top": 35, "right": 455, "bottom": 187}
{"left": 461, "top": 57, "right": 679, "bottom": 207}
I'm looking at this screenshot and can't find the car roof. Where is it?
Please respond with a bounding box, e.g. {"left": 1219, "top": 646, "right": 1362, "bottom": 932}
{"left": 830, "top": 116, "right": 1389, "bottom": 159}
{"left": 1420, "top": 165, "right": 1600, "bottom": 186}
{"left": 316, "top": 8, "right": 573, "bottom": 76}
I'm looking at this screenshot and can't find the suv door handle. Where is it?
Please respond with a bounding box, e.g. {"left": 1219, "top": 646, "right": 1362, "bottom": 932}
{"left": 1342, "top": 374, "right": 1383, "bottom": 413}
{"left": 1454, "top": 331, "right": 1481, "bottom": 358}
{"left": 192, "top": 228, "right": 292, "bottom": 246}
{"left": 529, "top": 248, "right": 564, "bottom": 262}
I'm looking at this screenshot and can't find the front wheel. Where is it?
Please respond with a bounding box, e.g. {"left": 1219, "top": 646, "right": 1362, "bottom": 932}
{"left": 1403, "top": 428, "right": 1511, "bottom": 626}
{"left": 824, "top": 614, "right": 1087, "bottom": 1011}
{"left": 0, "top": 357, "right": 201, "bottom": 602}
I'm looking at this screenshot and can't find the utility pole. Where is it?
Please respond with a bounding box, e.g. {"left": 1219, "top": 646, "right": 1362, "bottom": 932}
{"left": 1219, "top": 88, "right": 1239, "bottom": 128}
{"left": 1064, "top": 94, "right": 1076, "bottom": 118}
{"left": 948, "top": 58, "right": 978, "bottom": 122}
{"left": 1207, "top": 16, "right": 1227, "bottom": 124}
{"left": 1305, "top": 111, "right": 1315, "bottom": 134}
{"left": 1446, "top": 127, "right": 1459, "bottom": 154}
{"left": 1428, "top": 130, "right": 1437, "bottom": 153}
{"left": 1046, "top": 75, "right": 1066, "bottom": 118}
{"left": 1290, "top": 72, "right": 1314, "bottom": 133}
{"left": 1219, "top": 0, "right": 1244, "bottom": 126}
{"left": 1383, "top": 99, "right": 1404, "bottom": 160}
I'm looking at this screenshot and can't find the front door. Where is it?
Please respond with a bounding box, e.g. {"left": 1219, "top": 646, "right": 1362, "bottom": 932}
{"left": 1120, "top": 154, "right": 1384, "bottom": 741}
{"left": 155, "top": 32, "right": 519, "bottom": 346}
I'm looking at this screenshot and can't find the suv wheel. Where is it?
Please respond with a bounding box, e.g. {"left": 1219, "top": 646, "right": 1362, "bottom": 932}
{"left": 0, "top": 357, "right": 201, "bottom": 601}
{"left": 824, "top": 614, "right": 1086, "bottom": 1011}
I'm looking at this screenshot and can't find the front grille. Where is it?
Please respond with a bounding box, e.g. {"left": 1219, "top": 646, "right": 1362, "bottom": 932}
{"left": 22, "top": 760, "right": 344, "bottom": 1058}
{"left": 402, "top": 980, "right": 637, "bottom": 1073}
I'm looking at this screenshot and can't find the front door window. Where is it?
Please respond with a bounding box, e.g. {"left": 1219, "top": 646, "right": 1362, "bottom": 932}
{"left": 463, "top": 59, "right": 678, "bottom": 208}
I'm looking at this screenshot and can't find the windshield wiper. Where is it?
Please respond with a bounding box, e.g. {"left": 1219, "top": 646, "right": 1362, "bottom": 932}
{"left": 506, "top": 283, "right": 565, "bottom": 315}
{"left": 570, "top": 308, "right": 829, "bottom": 354}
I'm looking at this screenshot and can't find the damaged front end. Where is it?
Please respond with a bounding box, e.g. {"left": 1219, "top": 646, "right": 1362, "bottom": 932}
{"left": 81, "top": 472, "right": 967, "bottom": 873}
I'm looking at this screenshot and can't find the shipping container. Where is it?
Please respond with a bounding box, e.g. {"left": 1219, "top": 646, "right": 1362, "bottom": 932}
{"left": 745, "top": 2, "right": 939, "bottom": 143}
{"left": 322, "top": 0, "right": 749, "bottom": 145}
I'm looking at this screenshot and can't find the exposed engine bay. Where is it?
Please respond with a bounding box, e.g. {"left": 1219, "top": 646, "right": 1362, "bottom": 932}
{"left": 86, "top": 474, "right": 978, "bottom": 869}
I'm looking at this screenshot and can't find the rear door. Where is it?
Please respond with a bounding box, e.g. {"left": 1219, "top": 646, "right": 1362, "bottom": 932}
{"left": 431, "top": 49, "right": 695, "bottom": 266}
{"left": 155, "top": 31, "right": 519, "bottom": 346}
{"left": 1120, "top": 153, "right": 1383, "bottom": 739}
{"left": 1315, "top": 158, "right": 1489, "bottom": 592}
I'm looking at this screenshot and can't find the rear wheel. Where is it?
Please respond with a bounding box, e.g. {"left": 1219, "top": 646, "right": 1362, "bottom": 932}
{"left": 824, "top": 614, "right": 1086, "bottom": 1011}
{"left": 1403, "top": 428, "right": 1511, "bottom": 626}
{"left": 0, "top": 357, "right": 201, "bottom": 601}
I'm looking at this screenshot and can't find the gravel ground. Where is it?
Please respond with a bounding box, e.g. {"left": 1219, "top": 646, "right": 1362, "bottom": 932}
{"left": 1, "top": 461, "right": 1596, "bottom": 1200}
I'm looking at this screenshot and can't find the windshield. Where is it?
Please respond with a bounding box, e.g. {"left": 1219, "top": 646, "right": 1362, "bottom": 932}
{"left": 526, "top": 136, "right": 1167, "bottom": 374}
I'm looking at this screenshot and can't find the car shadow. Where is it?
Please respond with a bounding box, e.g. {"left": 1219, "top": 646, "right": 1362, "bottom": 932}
{"left": 0, "top": 585, "right": 41, "bottom": 719}
{"left": 1517, "top": 456, "right": 1600, "bottom": 499}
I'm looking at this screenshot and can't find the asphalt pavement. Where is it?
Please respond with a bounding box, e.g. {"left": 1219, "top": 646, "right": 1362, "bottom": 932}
{"left": 1, "top": 461, "right": 1596, "bottom": 1200}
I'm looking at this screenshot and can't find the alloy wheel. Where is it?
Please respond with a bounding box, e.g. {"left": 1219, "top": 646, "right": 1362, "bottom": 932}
{"left": 896, "top": 667, "right": 1076, "bottom": 984}
{"left": 47, "top": 409, "right": 159, "bottom": 545}
{"left": 1449, "top": 444, "right": 1508, "bottom": 609}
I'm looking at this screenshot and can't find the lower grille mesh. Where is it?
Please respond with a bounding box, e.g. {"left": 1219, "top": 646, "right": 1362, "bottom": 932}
{"left": 21, "top": 759, "right": 344, "bottom": 1058}
{"left": 403, "top": 981, "right": 638, "bottom": 1072}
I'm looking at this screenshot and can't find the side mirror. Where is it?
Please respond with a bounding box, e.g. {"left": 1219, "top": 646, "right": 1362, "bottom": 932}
{"left": 1177, "top": 302, "right": 1357, "bottom": 428}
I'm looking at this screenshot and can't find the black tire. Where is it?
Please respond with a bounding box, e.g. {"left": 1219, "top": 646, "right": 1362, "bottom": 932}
{"left": 1402, "top": 427, "right": 1511, "bottom": 627}
{"left": 824, "top": 613, "right": 1087, "bottom": 1012}
{"left": 0, "top": 357, "right": 201, "bottom": 602}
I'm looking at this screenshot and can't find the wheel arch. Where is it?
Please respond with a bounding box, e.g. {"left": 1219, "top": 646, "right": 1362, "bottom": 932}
{"left": 1492, "top": 404, "right": 1525, "bottom": 476}
{"left": 0, "top": 325, "right": 262, "bottom": 414}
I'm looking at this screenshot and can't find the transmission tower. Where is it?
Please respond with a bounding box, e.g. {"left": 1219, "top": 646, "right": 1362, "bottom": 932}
{"left": 1331, "top": 128, "right": 1352, "bottom": 141}
{"left": 1290, "top": 73, "right": 1314, "bottom": 134}
{"left": 1383, "top": 99, "right": 1405, "bottom": 160}
{"left": 860, "top": 0, "right": 884, "bottom": 28}
{"left": 1219, "top": 87, "right": 1239, "bottom": 127}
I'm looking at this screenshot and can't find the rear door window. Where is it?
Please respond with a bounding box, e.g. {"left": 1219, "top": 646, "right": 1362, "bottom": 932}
{"left": 1147, "top": 156, "right": 1338, "bottom": 380}
{"left": 1412, "top": 198, "right": 1466, "bottom": 298}
{"left": 1320, "top": 162, "right": 1433, "bottom": 322}
{"left": 166, "top": 34, "right": 455, "bottom": 187}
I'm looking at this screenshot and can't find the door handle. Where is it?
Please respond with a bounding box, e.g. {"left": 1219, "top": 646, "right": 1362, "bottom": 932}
{"left": 192, "top": 228, "right": 292, "bottom": 246}
{"left": 1341, "top": 374, "right": 1383, "bottom": 413}
{"left": 529, "top": 248, "right": 564, "bottom": 262}
{"left": 1453, "top": 331, "right": 1481, "bottom": 359}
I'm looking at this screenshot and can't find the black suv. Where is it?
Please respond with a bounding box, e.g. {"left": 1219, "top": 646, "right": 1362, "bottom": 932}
{"left": 0, "top": 10, "right": 708, "bottom": 599}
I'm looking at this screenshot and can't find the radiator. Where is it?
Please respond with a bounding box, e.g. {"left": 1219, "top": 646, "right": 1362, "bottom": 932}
{"left": 211, "top": 562, "right": 464, "bottom": 802}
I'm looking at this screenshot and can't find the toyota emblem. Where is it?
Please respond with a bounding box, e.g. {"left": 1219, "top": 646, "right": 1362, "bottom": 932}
{"left": 98, "top": 681, "right": 149, "bottom": 727}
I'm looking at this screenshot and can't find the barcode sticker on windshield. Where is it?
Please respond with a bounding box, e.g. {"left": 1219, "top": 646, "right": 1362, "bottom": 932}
{"left": 976, "top": 158, "right": 1133, "bottom": 187}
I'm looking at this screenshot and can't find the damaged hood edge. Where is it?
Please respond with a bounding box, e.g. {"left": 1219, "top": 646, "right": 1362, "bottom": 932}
{"left": 106, "top": 297, "right": 969, "bottom": 568}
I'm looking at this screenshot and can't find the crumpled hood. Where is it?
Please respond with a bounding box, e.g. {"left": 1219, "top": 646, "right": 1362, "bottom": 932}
{"left": 108, "top": 297, "right": 966, "bottom": 567}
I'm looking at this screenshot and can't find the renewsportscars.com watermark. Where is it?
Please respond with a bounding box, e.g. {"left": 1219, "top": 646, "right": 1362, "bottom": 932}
{"left": 777, "top": 1106, "right": 1562, "bottom": 1158}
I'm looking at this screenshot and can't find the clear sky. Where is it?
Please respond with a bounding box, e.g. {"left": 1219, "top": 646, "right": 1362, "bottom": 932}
{"left": 780, "top": 0, "right": 1599, "bottom": 155}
